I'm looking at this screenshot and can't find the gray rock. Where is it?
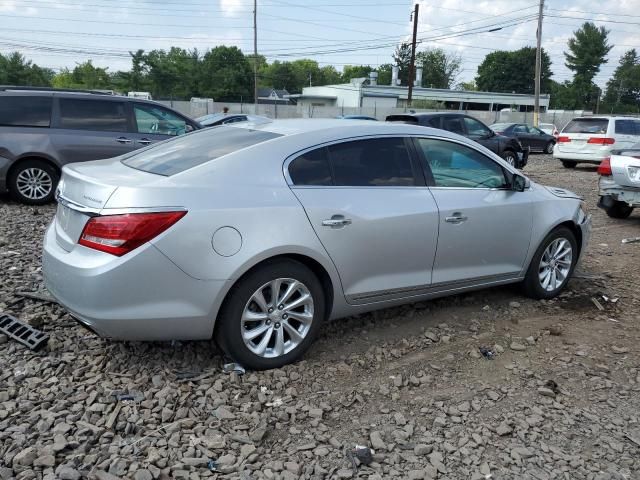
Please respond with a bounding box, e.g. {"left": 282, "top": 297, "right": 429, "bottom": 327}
{"left": 370, "top": 431, "right": 386, "bottom": 450}
{"left": 34, "top": 455, "right": 56, "bottom": 467}
{"left": 57, "top": 467, "right": 81, "bottom": 480}
{"left": 95, "top": 471, "right": 122, "bottom": 480}
{"left": 510, "top": 342, "right": 526, "bottom": 351}
{"left": 12, "top": 447, "right": 36, "bottom": 467}
{"left": 308, "top": 408, "right": 323, "bottom": 418}
{"left": 414, "top": 444, "right": 432, "bottom": 456}
{"left": 496, "top": 424, "right": 512, "bottom": 436}
{"left": 133, "top": 470, "right": 153, "bottom": 480}
{"left": 0, "top": 468, "right": 14, "bottom": 480}
{"left": 537, "top": 387, "right": 556, "bottom": 398}
{"left": 214, "top": 406, "right": 236, "bottom": 420}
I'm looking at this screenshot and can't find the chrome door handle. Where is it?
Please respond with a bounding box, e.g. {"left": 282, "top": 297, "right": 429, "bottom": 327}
{"left": 116, "top": 137, "right": 132, "bottom": 144}
{"left": 322, "top": 216, "right": 352, "bottom": 228}
{"left": 138, "top": 139, "right": 152, "bottom": 145}
{"left": 445, "top": 213, "right": 468, "bottom": 224}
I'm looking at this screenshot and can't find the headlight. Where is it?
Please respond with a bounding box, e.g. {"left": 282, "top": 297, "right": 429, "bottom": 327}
{"left": 628, "top": 166, "right": 640, "bottom": 183}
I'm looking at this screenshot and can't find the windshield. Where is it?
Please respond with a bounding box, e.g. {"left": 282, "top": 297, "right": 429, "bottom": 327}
{"left": 563, "top": 118, "right": 609, "bottom": 134}
{"left": 122, "top": 126, "right": 282, "bottom": 176}
{"left": 195, "top": 113, "right": 226, "bottom": 124}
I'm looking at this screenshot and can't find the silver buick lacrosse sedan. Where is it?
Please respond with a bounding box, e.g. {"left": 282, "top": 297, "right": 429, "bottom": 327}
{"left": 43, "top": 119, "right": 591, "bottom": 369}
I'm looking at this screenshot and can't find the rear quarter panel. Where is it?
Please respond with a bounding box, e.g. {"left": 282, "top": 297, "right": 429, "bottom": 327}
{"left": 103, "top": 140, "right": 347, "bottom": 320}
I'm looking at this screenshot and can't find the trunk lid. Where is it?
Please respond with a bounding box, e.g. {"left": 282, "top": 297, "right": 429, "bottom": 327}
{"left": 54, "top": 158, "right": 164, "bottom": 252}
{"left": 609, "top": 151, "right": 640, "bottom": 188}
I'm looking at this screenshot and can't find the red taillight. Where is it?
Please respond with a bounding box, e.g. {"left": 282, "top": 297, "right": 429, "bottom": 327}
{"left": 587, "top": 137, "right": 615, "bottom": 145}
{"left": 78, "top": 211, "right": 187, "bottom": 256}
{"left": 557, "top": 136, "right": 571, "bottom": 143}
{"left": 597, "top": 157, "right": 612, "bottom": 176}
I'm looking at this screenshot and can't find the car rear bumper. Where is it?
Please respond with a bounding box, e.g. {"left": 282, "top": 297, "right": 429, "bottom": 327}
{"left": 553, "top": 148, "right": 609, "bottom": 164}
{"left": 42, "top": 221, "right": 226, "bottom": 341}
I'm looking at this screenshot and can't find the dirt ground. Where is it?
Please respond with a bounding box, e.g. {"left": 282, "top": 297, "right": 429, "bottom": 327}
{"left": 0, "top": 154, "right": 639, "bottom": 480}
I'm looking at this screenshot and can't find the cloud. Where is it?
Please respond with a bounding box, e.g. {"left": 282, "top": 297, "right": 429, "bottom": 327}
{"left": 220, "top": 0, "right": 244, "bottom": 17}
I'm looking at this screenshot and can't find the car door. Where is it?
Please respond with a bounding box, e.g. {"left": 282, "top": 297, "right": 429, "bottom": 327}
{"left": 130, "top": 103, "right": 194, "bottom": 148}
{"left": 462, "top": 116, "right": 500, "bottom": 154}
{"left": 511, "top": 124, "right": 533, "bottom": 148}
{"left": 526, "top": 126, "right": 547, "bottom": 150}
{"left": 414, "top": 137, "right": 533, "bottom": 285}
{"left": 288, "top": 137, "right": 440, "bottom": 304}
{"left": 51, "top": 97, "right": 137, "bottom": 164}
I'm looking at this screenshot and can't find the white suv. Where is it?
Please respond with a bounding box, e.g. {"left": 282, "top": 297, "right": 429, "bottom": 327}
{"left": 553, "top": 116, "right": 640, "bottom": 168}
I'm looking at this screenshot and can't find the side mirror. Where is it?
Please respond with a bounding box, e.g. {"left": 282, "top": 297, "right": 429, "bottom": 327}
{"left": 512, "top": 174, "right": 527, "bottom": 192}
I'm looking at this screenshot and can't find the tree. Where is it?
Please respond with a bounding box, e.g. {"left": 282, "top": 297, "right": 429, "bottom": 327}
{"left": 455, "top": 80, "right": 477, "bottom": 91}
{"left": 129, "top": 49, "right": 148, "bottom": 91}
{"left": 144, "top": 48, "right": 200, "bottom": 99}
{"left": 377, "top": 64, "right": 393, "bottom": 86}
{"left": 475, "top": 47, "right": 552, "bottom": 94}
{"left": 52, "top": 61, "right": 110, "bottom": 89}
{"left": 0, "top": 52, "right": 53, "bottom": 86}
{"left": 415, "top": 48, "right": 461, "bottom": 89}
{"left": 601, "top": 49, "right": 640, "bottom": 113}
{"left": 549, "top": 80, "right": 578, "bottom": 110}
{"left": 341, "top": 65, "right": 373, "bottom": 83}
{"left": 393, "top": 42, "right": 412, "bottom": 85}
{"left": 199, "top": 46, "right": 253, "bottom": 101}
{"left": 564, "top": 22, "right": 612, "bottom": 109}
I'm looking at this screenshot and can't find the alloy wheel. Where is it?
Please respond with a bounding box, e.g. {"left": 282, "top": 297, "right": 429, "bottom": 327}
{"left": 241, "top": 278, "right": 314, "bottom": 358}
{"left": 16, "top": 168, "right": 53, "bottom": 200}
{"left": 538, "top": 238, "right": 573, "bottom": 292}
{"left": 504, "top": 154, "right": 516, "bottom": 166}
{"left": 546, "top": 142, "right": 555, "bottom": 154}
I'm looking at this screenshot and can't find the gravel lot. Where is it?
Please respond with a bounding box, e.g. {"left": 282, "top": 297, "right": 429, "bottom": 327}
{"left": 1, "top": 154, "right": 639, "bottom": 480}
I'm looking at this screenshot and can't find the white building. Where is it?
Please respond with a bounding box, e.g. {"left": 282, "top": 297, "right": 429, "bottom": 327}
{"left": 288, "top": 72, "right": 550, "bottom": 112}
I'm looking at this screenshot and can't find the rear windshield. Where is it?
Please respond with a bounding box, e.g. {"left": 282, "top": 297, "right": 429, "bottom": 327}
{"left": 386, "top": 115, "right": 418, "bottom": 124}
{"left": 489, "top": 123, "right": 512, "bottom": 130}
{"left": 563, "top": 118, "right": 609, "bottom": 134}
{"left": 122, "top": 126, "right": 282, "bottom": 176}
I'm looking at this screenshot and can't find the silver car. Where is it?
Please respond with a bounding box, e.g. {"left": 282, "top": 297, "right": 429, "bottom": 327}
{"left": 43, "top": 120, "right": 591, "bottom": 370}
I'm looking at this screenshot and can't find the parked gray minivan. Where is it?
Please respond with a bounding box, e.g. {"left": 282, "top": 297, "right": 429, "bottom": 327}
{"left": 0, "top": 87, "right": 200, "bottom": 204}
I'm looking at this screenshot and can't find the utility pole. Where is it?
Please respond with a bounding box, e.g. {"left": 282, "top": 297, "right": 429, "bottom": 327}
{"left": 253, "top": 0, "right": 258, "bottom": 114}
{"left": 533, "top": 0, "right": 544, "bottom": 127}
{"left": 407, "top": 3, "right": 419, "bottom": 107}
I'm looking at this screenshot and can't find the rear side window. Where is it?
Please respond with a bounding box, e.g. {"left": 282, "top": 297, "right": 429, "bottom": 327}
{"left": 0, "top": 96, "right": 52, "bottom": 127}
{"left": 427, "top": 117, "right": 441, "bottom": 128}
{"left": 615, "top": 119, "right": 637, "bottom": 135}
{"left": 563, "top": 118, "right": 609, "bottom": 134}
{"left": 328, "top": 138, "right": 415, "bottom": 187}
{"left": 442, "top": 116, "right": 465, "bottom": 135}
{"left": 59, "top": 99, "right": 128, "bottom": 132}
{"left": 289, "top": 148, "right": 332, "bottom": 186}
{"left": 123, "top": 126, "right": 282, "bottom": 176}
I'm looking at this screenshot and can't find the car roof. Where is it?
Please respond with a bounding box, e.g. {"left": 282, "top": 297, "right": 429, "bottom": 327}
{"left": 232, "top": 118, "right": 463, "bottom": 139}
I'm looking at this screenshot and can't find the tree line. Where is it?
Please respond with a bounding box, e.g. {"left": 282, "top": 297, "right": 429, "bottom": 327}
{"left": 0, "top": 21, "right": 638, "bottom": 113}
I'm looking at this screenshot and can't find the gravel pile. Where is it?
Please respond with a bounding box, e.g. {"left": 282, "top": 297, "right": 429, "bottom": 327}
{"left": 1, "top": 155, "right": 639, "bottom": 479}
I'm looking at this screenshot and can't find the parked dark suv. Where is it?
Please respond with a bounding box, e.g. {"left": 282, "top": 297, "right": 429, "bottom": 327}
{"left": 0, "top": 87, "right": 200, "bottom": 204}
{"left": 386, "top": 112, "right": 529, "bottom": 169}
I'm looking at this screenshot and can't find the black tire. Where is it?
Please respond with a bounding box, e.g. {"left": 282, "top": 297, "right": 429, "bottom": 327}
{"left": 500, "top": 150, "right": 517, "bottom": 167}
{"left": 8, "top": 159, "right": 59, "bottom": 205}
{"left": 545, "top": 141, "right": 555, "bottom": 154}
{"left": 561, "top": 161, "right": 577, "bottom": 169}
{"left": 605, "top": 201, "right": 633, "bottom": 219}
{"left": 215, "top": 259, "right": 325, "bottom": 370}
{"left": 522, "top": 226, "right": 578, "bottom": 300}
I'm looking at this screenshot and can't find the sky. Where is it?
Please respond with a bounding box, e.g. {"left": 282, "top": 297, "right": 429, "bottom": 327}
{"left": 0, "top": 0, "right": 639, "bottom": 91}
